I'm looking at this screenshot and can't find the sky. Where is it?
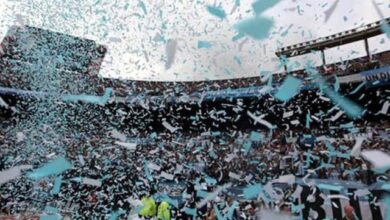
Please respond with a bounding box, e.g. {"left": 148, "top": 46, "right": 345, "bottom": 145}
{"left": 0, "top": 0, "right": 390, "bottom": 82}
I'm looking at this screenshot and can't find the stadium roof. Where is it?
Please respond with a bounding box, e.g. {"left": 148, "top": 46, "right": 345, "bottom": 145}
{"left": 275, "top": 17, "right": 390, "bottom": 58}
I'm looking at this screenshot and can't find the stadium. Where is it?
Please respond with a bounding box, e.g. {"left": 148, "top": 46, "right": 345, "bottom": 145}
{"left": 0, "top": 1, "right": 390, "bottom": 220}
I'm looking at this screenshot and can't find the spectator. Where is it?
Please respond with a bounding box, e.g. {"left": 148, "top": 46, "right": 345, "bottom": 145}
{"left": 342, "top": 205, "right": 357, "bottom": 220}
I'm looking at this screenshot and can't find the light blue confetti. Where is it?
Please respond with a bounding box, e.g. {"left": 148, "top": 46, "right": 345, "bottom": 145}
{"left": 212, "top": 131, "right": 221, "bottom": 136}
{"left": 28, "top": 157, "right": 72, "bottom": 180}
{"left": 243, "top": 140, "right": 252, "bottom": 154}
{"left": 206, "top": 5, "right": 226, "bottom": 19}
{"left": 340, "top": 122, "right": 354, "bottom": 129}
{"left": 139, "top": 1, "right": 147, "bottom": 15}
{"left": 381, "top": 22, "right": 390, "bottom": 38}
{"left": 235, "top": 17, "right": 274, "bottom": 40}
{"left": 205, "top": 177, "right": 217, "bottom": 185}
{"left": 297, "top": 5, "right": 303, "bottom": 15}
{"left": 44, "top": 206, "right": 58, "bottom": 214}
{"left": 281, "top": 24, "right": 293, "bottom": 37}
{"left": 349, "top": 81, "right": 366, "bottom": 95}
{"left": 40, "top": 215, "right": 61, "bottom": 220}
{"left": 214, "top": 201, "right": 239, "bottom": 220}
{"left": 382, "top": 184, "right": 390, "bottom": 191}
{"left": 209, "top": 149, "right": 217, "bottom": 158}
{"left": 305, "top": 60, "right": 364, "bottom": 119}
{"left": 144, "top": 162, "right": 153, "bottom": 181}
{"left": 336, "top": 152, "right": 350, "bottom": 159}
{"left": 385, "top": 196, "right": 390, "bottom": 220}
{"left": 234, "top": 55, "right": 242, "bottom": 66}
{"left": 198, "top": 41, "right": 213, "bottom": 49}
{"left": 232, "top": 32, "right": 245, "bottom": 41}
{"left": 184, "top": 208, "right": 197, "bottom": 216}
{"left": 250, "top": 131, "right": 262, "bottom": 141}
{"left": 226, "top": 201, "right": 239, "bottom": 219}
{"left": 196, "top": 190, "right": 208, "bottom": 198}
{"left": 318, "top": 183, "right": 343, "bottom": 191}
{"left": 150, "top": 132, "right": 157, "bottom": 139}
{"left": 70, "top": 177, "right": 82, "bottom": 182}
{"left": 109, "top": 210, "right": 125, "bottom": 220}
{"left": 306, "top": 112, "right": 311, "bottom": 129}
{"left": 274, "top": 76, "right": 302, "bottom": 102}
{"left": 334, "top": 75, "right": 340, "bottom": 92}
{"left": 252, "top": 0, "right": 280, "bottom": 15}
{"left": 243, "top": 183, "right": 262, "bottom": 199}
{"left": 51, "top": 176, "right": 62, "bottom": 195}
{"left": 323, "top": 87, "right": 364, "bottom": 119}
{"left": 292, "top": 204, "right": 305, "bottom": 213}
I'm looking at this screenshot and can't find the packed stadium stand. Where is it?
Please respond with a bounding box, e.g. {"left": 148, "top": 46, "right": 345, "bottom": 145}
{"left": 0, "top": 18, "right": 389, "bottom": 220}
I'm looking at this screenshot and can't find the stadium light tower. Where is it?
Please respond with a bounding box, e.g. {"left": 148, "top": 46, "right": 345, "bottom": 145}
{"left": 275, "top": 17, "right": 390, "bottom": 73}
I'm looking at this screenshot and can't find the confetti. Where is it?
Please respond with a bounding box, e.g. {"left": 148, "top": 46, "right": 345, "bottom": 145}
{"left": 350, "top": 137, "right": 365, "bottom": 157}
{"left": 165, "top": 39, "right": 178, "bottom": 70}
{"left": 51, "top": 176, "right": 62, "bottom": 194}
{"left": 323, "top": 87, "right": 364, "bottom": 119}
{"left": 252, "top": 0, "right": 280, "bottom": 15}
{"left": 379, "top": 100, "right": 390, "bottom": 115}
{"left": 82, "top": 177, "right": 102, "bottom": 187}
{"left": 247, "top": 111, "right": 274, "bottom": 129}
{"left": 274, "top": 76, "right": 302, "bottom": 102}
{"left": 28, "top": 157, "right": 72, "bottom": 180}
{"left": 250, "top": 131, "right": 262, "bottom": 141}
{"left": 234, "top": 17, "right": 274, "bottom": 40}
{"left": 115, "top": 141, "right": 137, "bottom": 151}
{"left": 138, "top": 0, "right": 147, "bottom": 15}
{"left": 0, "top": 4, "right": 388, "bottom": 220}
{"left": 361, "top": 150, "right": 390, "bottom": 170}
{"left": 162, "top": 121, "right": 179, "bottom": 133}
{"left": 323, "top": 0, "right": 340, "bottom": 22}
{"left": 318, "top": 183, "right": 343, "bottom": 192}
{"left": 206, "top": 5, "right": 226, "bottom": 19}
{"left": 0, "top": 165, "right": 32, "bottom": 185}
{"left": 197, "top": 41, "right": 213, "bottom": 49}
{"left": 0, "top": 96, "right": 9, "bottom": 108}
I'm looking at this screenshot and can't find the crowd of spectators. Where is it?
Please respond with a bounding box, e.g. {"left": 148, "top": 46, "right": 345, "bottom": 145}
{"left": 0, "top": 75, "right": 389, "bottom": 219}
{"left": 2, "top": 44, "right": 390, "bottom": 98}
{"left": 102, "top": 51, "right": 390, "bottom": 97}
{"left": 0, "top": 120, "right": 389, "bottom": 219}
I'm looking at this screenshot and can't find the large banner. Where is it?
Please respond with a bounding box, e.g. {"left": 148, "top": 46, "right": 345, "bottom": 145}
{"left": 291, "top": 179, "right": 388, "bottom": 220}
{"left": 361, "top": 66, "right": 390, "bottom": 87}
{"left": 339, "top": 65, "right": 390, "bottom": 84}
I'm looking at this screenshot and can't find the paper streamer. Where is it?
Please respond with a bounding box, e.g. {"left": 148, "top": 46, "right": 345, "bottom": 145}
{"left": 28, "top": 157, "right": 72, "bottom": 180}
